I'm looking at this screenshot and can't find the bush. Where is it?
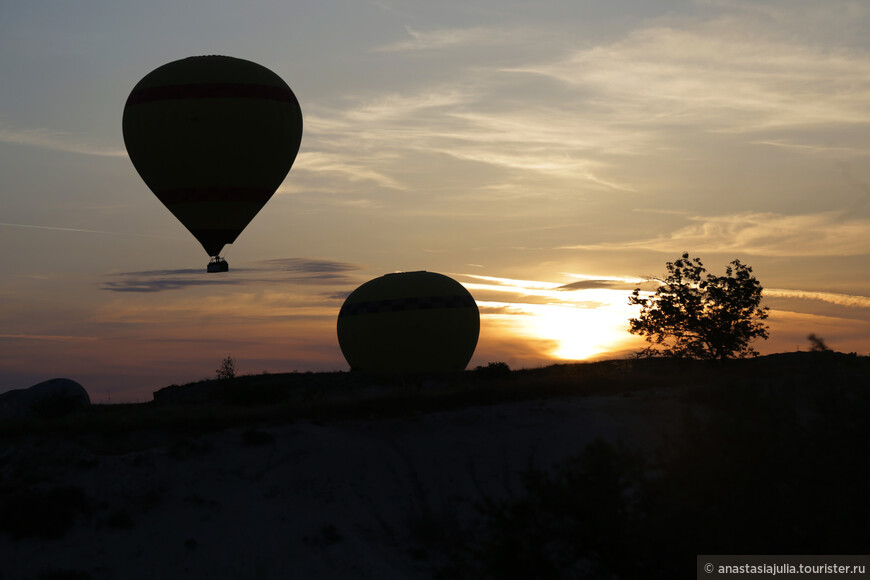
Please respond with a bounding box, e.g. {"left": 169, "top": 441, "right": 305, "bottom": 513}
{"left": 216, "top": 355, "right": 236, "bottom": 380}
{"left": 0, "top": 485, "right": 90, "bottom": 540}
{"left": 807, "top": 333, "right": 832, "bottom": 352}
{"left": 466, "top": 377, "right": 870, "bottom": 578}
{"left": 474, "top": 362, "right": 511, "bottom": 379}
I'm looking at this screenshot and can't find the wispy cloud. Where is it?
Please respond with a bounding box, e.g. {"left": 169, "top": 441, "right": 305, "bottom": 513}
{"left": 261, "top": 258, "right": 361, "bottom": 273}
{"left": 504, "top": 18, "right": 870, "bottom": 134}
{"left": 284, "top": 150, "right": 404, "bottom": 190}
{"left": 94, "top": 292, "right": 340, "bottom": 325}
{"left": 0, "top": 125, "right": 126, "bottom": 157}
{"left": 342, "top": 90, "right": 471, "bottom": 122}
{"left": 293, "top": 4, "right": 870, "bottom": 228}
{"left": 766, "top": 288, "right": 870, "bottom": 309}
{"left": 303, "top": 93, "right": 641, "bottom": 196}
{"left": 103, "top": 258, "right": 362, "bottom": 293}
{"left": 752, "top": 140, "right": 870, "bottom": 156}
{"left": 0, "top": 222, "right": 159, "bottom": 238}
{"left": 557, "top": 279, "right": 639, "bottom": 291}
{"left": 562, "top": 212, "right": 870, "bottom": 257}
{"left": 373, "top": 25, "right": 523, "bottom": 53}
{"left": 0, "top": 333, "right": 98, "bottom": 343}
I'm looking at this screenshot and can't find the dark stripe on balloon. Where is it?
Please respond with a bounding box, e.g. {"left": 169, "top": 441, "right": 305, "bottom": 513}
{"left": 157, "top": 187, "right": 275, "bottom": 205}
{"left": 339, "top": 295, "right": 477, "bottom": 318}
{"left": 126, "top": 83, "right": 297, "bottom": 106}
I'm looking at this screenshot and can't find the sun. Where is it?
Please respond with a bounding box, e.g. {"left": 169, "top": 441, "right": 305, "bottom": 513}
{"left": 463, "top": 274, "right": 644, "bottom": 364}
{"left": 521, "top": 302, "right": 630, "bottom": 361}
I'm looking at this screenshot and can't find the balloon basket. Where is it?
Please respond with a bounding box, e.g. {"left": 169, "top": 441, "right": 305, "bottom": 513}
{"left": 207, "top": 257, "right": 229, "bottom": 273}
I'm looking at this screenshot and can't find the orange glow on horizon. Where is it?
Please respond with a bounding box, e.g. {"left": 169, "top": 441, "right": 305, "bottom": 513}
{"left": 477, "top": 299, "right": 641, "bottom": 362}
{"left": 461, "top": 273, "right": 645, "bottom": 363}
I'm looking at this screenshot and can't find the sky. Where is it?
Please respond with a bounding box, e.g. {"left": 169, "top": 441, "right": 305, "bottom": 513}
{"left": 1, "top": 0, "right": 869, "bottom": 402}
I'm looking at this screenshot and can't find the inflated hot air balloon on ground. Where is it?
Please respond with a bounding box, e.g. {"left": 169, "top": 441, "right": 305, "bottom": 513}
{"left": 123, "top": 56, "right": 303, "bottom": 272}
{"left": 337, "top": 271, "right": 480, "bottom": 373}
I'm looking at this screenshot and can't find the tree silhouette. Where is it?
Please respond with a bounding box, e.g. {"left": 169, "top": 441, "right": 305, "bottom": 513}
{"left": 807, "top": 334, "right": 832, "bottom": 352}
{"left": 628, "top": 253, "right": 769, "bottom": 360}
{"left": 216, "top": 355, "right": 236, "bottom": 380}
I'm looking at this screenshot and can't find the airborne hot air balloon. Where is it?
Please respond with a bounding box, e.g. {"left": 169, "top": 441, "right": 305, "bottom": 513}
{"left": 337, "top": 271, "right": 480, "bottom": 373}
{"left": 122, "top": 56, "right": 303, "bottom": 272}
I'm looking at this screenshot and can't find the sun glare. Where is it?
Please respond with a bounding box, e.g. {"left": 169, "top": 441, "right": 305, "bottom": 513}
{"left": 514, "top": 299, "right": 636, "bottom": 361}
{"left": 535, "top": 303, "right": 624, "bottom": 360}
{"left": 467, "top": 272, "right": 643, "bottom": 363}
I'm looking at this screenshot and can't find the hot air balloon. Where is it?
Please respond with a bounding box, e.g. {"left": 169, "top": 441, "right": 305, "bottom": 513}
{"left": 122, "top": 56, "right": 303, "bottom": 272}
{"left": 337, "top": 271, "right": 480, "bottom": 373}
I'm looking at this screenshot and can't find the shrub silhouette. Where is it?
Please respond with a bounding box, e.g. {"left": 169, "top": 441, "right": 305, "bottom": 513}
{"left": 807, "top": 333, "right": 832, "bottom": 352}
{"left": 0, "top": 485, "right": 90, "bottom": 540}
{"left": 629, "top": 253, "right": 769, "bottom": 360}
{"left": 474, "top": 362, "right": 511, "bottom": 379}
{"left": 473, "top": 439, "right": 646, "bottom": 579}
{"left": 216, "top": 355, "right": 236, "bottom": 380}
{"left": 468, "top": 371, "right": 870, "bottom": 579}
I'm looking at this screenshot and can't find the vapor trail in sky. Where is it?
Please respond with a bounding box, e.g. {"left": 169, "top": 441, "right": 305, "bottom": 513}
{"left": 0, "top": 222, "right": 160, "bottom": 237}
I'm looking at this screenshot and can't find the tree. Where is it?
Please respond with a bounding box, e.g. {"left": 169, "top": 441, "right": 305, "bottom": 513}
{"left": 628, "top": 253, "right": 769, "bottom": 360}
{"left": 807, "top": 334, "right": 832, "bottom": 352}
{"left": 216, "top": 355, "right": 236, "bottom": 380}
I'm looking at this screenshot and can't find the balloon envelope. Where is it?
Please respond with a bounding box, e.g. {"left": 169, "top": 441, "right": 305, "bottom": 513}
{"left": 122, "top": 55, "right": 303, "bottom": 257}
{"left": 337, "top": 271, "right": 480, "bottom": 373}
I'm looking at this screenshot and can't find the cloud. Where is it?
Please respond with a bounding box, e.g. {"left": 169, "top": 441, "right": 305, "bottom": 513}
{"left": 0, "top": 125, "right": 126, "bottom": 157}
{"left": 285, "top": 150, "right": 404, "bottom": 190}
{"left": 766, "top": 288, "right": 870, "bottom": 309}
{"left": 769, "top": 306, "right": 870, "bottom": 327}
{"left": 0, "top": 222, "right": 160, "bottom": 238}
{"left": 556, "top": 279, "right": 637, "bottom": 291}
{"left": 300, "top": 83, "right": 642, "bottom": 197}
{"left": 459, "top": 274, "right": 562, "bottom": 291}
{"left": 342, "top": 90, "right": 472, "bottom": 122}
{"left": 321, "top": 290, "right": 353, "bottom": 302}
{"left": 373, "top": 25, "right": 522, "bottom": 53}
{"left": 203, "top": 4, "right": 870, "bottom": 263}
{"left": 0, "top": 334, "right": 98, "bottom": 343}
{"left": 101, "top": 277, "right": 238, "bottom": 293}
{"left": 752, "top": 140, "right": 870, "bottom": 156}
{"left": 261, "top": 258, "right": 361, "bottom": 273}
{"left": 458, "top": 273, "right": 647, "bottom": 310}
{"left": 103, "top": 258, "right": 362, "bottom": 293}
{"left": 562, "top": 212, "right": 870, "bottom": 257}
{"left": 504, "top": 16, "right": 870, "bottom": 134}
{"left": 102, "top": 267, "right": 239, "bottom": 292}
{"left": 93, "top": 292, "right": 341, "bottom": 326}
{"left": 292, "top": 3, "right": 870, "bottom": 227}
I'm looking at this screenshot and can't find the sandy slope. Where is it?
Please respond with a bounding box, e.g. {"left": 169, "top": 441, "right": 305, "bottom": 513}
{"left": 0, "top": 388, "right": 689, "bottom": 580}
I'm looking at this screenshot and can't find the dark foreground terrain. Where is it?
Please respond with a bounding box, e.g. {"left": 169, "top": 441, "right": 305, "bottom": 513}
{"left": 1, "top": 352, "right": 868, "bottom": 579}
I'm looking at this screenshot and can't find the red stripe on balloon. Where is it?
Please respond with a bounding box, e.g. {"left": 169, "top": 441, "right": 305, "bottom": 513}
{"left": 126, "top": 83, "right": 297, "bottom": 106}
{"left": 339, "top": 295, "right": 477, "bottom": 318}
{"left": 157, "top": 187, "right": 275, "bottom": 205}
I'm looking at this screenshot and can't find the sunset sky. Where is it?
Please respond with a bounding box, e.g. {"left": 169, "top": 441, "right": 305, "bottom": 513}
{"left": 2, "top": 0, "right": 869, "bottom": 402}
